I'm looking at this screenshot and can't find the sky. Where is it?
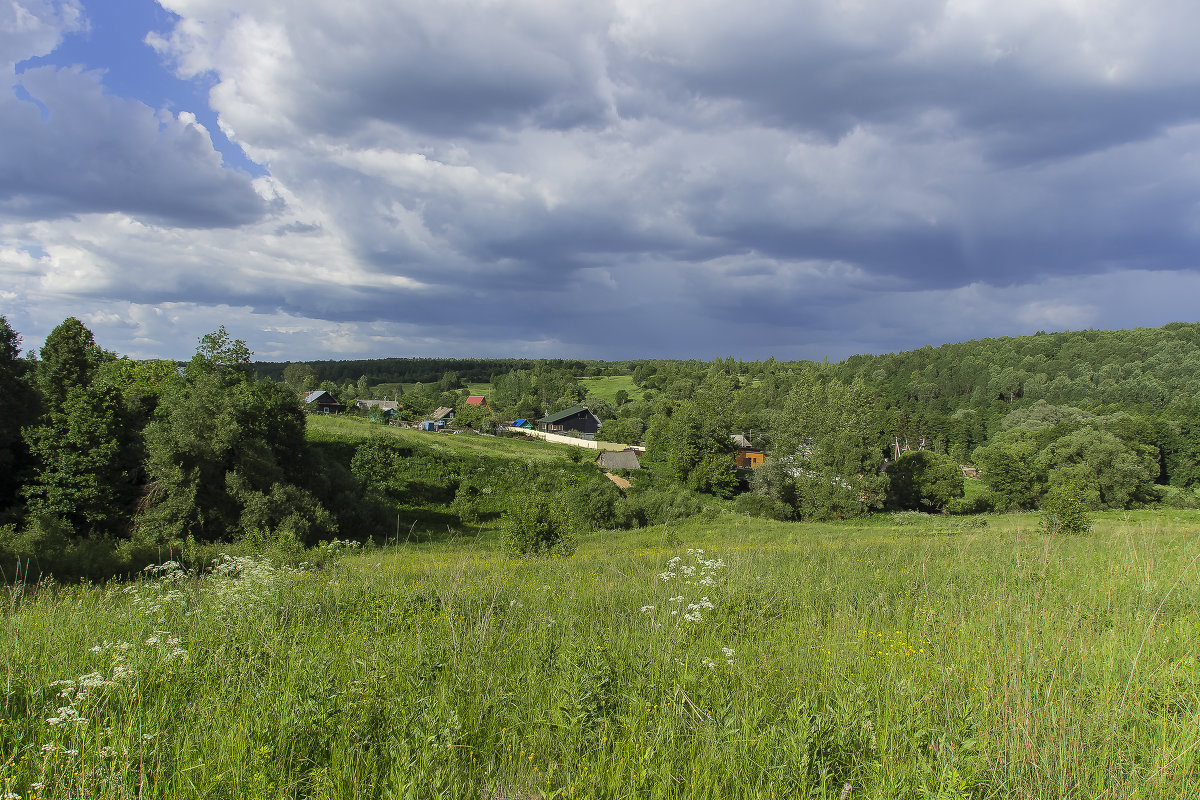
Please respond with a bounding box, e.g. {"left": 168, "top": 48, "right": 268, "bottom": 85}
{"left": 4, "top": 0, "right": 1200, "bottom": 363}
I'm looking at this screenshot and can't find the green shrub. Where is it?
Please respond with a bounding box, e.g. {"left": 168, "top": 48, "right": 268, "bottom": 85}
{"left": 886, "top": 450, "right": 965, "bottom": 512}
{"left": 565, "top": 478, "right": 625, "bottom": 531}
{"left": 623, "top": 481, "right": 704, "bottom": 527}
{"left": 944, "top": 493, "right": 994, "bottom": 515}
{"left": 1039, "top": 487, "right": 1093, "bottom": 535}
{"left": 733, "top": 492, "right": 796, "bottom": 521}
{"left": 502, "top": 493, "right": 575, "bottom": 556}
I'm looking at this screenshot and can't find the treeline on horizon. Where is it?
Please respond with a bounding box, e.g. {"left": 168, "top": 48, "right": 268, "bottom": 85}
{"left": 253, "top": 356, "right": 618, "bottom": 386}
{"left": 5, "top": 315, "right": 1200, "bottom": 580}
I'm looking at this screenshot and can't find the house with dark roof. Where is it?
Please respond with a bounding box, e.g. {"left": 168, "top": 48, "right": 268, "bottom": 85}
{"left": 537, "top": 406, "right": 601, "bottom": 438}
{"left": 596, "top": 449, "right": 641, "bottom": 470}
{"left": 303, "top": 390, "right": 343, "bottom": 414}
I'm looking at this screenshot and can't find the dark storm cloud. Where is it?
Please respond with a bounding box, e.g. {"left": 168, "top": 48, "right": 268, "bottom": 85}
{"left": 0, "top": 65, "right": 265, "bottom": 227}
{"left": 9, "top": 0, "right": 1200, "bottom": 361}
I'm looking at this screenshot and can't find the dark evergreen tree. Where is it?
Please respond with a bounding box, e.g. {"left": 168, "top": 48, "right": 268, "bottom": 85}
{"left": 0, "top": 317, "right": 38, "bottom": 512}
{"left": 21, "top": 318, "right": 129, "bottom": 535}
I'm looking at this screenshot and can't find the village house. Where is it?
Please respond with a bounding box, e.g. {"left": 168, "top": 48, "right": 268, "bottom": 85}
{"left": 536, "top": 406, "right": 602, "bottom": 438}
{"left": 356, "top": 399, "right": 400, "bottom": 421}
{"left": 303, "top": 390, "right": 343, "bottom": 414}
{"left": 731, "top": 433, "right": 765, "bottom": 469}
{"left": 464, "top": 395, "right": 489, "bottom": 409}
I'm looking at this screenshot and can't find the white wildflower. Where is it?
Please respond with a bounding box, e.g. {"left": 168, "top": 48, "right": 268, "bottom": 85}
{"left": 640, "top": 605, "right": 655, "bottom": 614}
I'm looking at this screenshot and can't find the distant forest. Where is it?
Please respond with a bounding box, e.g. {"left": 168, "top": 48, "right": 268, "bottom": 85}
{"left": 253, "top": 357, "right": 621, "bottom": 385}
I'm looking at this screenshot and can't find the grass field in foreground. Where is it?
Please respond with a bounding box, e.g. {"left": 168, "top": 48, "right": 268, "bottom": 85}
{"left": 3, "top": 511, "right": 1198, "bottom": 799}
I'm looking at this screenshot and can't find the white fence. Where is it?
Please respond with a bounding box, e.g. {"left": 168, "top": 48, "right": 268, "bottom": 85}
{"left": 507, "top": 428, "right": 645, "bottom": 453}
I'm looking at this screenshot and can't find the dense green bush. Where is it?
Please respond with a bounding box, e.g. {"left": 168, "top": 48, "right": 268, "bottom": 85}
{"left": 1039, "top": 486, "right": 1093, "bottom": 535}
{"left": 623, "top": 480, "right": 705, "bottom": 527}
{"left": 564, "top": 478, "right": 626, "bottom": 531}
{"left": 886, "top": 450, "right": 965, "bottom": 513}
{"left": 502, "top": 493, "right": 575, "bottom": 555}
{"left": 732, "top": 492, "right": 796, "bottom": 521}
{"left": 944, "top": 492, "right": 994, "bottom": 515}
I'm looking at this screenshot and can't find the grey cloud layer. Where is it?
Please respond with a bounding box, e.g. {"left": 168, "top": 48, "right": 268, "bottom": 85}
{"left": 0, "top": 1, "right": 264, "bottom": 227}
{"left": 4, "top": 0, "right": 1200, "bottom": 359}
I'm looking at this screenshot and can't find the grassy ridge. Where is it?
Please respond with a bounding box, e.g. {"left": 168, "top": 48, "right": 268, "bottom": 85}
{"left": 3, "top": 512, "right": 1198, "bottom": 798}
{"left": 578, "top": 375, "right": 639, "bottom": 404}
{"left": 306, "top": 414, "right": 583, "bottom": 463}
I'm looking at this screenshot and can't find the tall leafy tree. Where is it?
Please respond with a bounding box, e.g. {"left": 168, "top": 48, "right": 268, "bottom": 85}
{"left": 138, "top": 329, "right": 336, "bottom": 543}
{"left": 21, "top": 318, "right": 129, "bottom": 534}
{"left": 23, "top": 385, "right": 126, "bottom": 531}
{"left": 0, "top": 317, "right": 38, "bottom": 511}
{"left": 645, "top": 401, "right": 738, "bottom": 498}
{"left": 886, "top": 450, "right": 965, "bottom": 512}
{"left": 768, "top": 377, "right": 888, "bottom": 519}
{"left": 36, "top": 316, "right": 102, "bottom": 412}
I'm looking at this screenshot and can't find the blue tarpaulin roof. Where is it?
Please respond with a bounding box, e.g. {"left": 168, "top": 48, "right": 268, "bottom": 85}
{"left": 513, "top": 418, "right": 528, "bottom": 427}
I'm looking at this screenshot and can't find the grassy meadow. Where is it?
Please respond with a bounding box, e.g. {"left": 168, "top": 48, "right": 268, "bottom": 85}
{"left": 577, "top": 377, "right": 641, "bottom": 405}
{"left": 306, "top": 415, "right": 583, "bottom": 463}
{"left": 3, "top": 511, "right": 1199, "bottom": 799}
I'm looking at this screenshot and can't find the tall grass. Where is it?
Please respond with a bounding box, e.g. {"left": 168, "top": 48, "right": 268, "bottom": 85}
{"left": 2, "top": 512, "right": 1198, "bottom": 798}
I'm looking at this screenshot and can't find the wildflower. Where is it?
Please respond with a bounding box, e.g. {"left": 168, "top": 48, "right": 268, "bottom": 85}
{"left": 640, "top": 605, "right": 655, "bottom": 614}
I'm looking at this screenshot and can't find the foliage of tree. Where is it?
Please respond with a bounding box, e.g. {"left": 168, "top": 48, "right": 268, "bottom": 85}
{"left": 0, "top": 316, "right": 38, "bottom": 512}
{"left": 22, "top": 385, "right": 127, "bottom": 533}
{"left": 20, "top": 318, "right": 132, "bottom": 536}
{"left": 974, "top": 402, "right": 1160, "bottom": 510}
{"left": 886, "top": 450, "right": 964, "bottom": 513}
{"left": 35, "top": 316, "right": 103, "bottom": 412}
{"left": 136, "top": 330, "right": 336, "bottom": 544}
{"left": 767, "top": 377, "right": 888, "bottom": 519}
{"left": 282, "top": 362, "right": 318, "bottom": 392}
{"left": 644, "top": 401, "right": 737, "bottom": 498}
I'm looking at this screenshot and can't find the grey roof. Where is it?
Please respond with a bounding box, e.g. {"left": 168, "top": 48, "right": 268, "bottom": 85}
{"left": 356, "top": 400, "right": 399, "bottom": 410}
{"left": 538, "top": 405, "right": 595, "bottom": 424}
{"left": 305, "top": 390, "right": 335, "bottom": 403}
{"left": 596, "top": 449, "right": 641, "bottom": 470}
{"left": 430, "top": 406, "right": 455, "bottom": 420}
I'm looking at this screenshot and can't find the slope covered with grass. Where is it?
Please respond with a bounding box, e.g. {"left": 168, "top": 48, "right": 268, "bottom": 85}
{"left": 3, "top": 511, "right": 1198, "bottom": 798}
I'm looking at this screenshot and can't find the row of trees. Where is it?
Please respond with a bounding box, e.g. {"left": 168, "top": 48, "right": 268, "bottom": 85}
{"left": 0, "top": 317, "right": 392, "bottom": 578}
